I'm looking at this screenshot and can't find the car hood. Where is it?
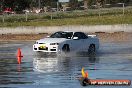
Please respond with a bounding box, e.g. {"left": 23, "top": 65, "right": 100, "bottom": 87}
{"left": 37, "top": 38, "right": 67, "bottom": 43}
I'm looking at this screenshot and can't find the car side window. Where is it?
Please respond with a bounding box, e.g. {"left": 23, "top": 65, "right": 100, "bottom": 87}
{"left": 79, "top": 32, "right": 88, "bottom": 39}
{"left": 50, "top": 31, "right": 73, "bottom": 39}
{"left": 73, "top": 32, "right": 88, "bottom": 39}
{"left": 65, "top": 32, "right": 73, "bottom": 39}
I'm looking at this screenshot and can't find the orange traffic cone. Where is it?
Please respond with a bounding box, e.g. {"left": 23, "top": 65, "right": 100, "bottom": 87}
{"left": 81, "top": 67, "right": 88, "bottom": 78}
{"left": 17, "top": 48, "right": 23, "bottom": 64}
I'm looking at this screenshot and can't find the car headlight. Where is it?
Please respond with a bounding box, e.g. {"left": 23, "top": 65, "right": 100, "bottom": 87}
{"left": 50, "top": 43, "right": 59, "bottom": 45}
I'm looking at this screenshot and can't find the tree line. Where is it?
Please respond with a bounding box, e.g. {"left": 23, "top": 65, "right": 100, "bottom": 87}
{"left": 0, "top": 0, "right": 131, "bottom": 12}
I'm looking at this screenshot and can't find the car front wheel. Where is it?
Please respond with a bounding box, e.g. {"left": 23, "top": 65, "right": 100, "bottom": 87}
{"left": 62, "top": 44, "right": 70, "bottom": 53}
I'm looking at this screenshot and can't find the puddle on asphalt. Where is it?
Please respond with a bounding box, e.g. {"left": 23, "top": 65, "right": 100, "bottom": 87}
{"left": 0, "top": 41, "right": 132, "bottom": 88}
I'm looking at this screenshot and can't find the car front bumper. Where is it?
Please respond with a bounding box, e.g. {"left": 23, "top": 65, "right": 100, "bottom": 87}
{"left": 33, "top": 44, "right": 58, "bottom": 53}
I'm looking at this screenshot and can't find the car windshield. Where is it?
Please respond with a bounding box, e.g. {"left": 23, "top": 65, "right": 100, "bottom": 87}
{"left": 50, "top": 31, "right": 73, "bottom": 39}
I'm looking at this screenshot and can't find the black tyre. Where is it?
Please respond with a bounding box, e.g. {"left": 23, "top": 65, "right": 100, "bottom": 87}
{"left": 62, "top": 44, "right": 70, "bottom": 53}
{"left": 88, "top": 44, "right": 95, "bottom": 56}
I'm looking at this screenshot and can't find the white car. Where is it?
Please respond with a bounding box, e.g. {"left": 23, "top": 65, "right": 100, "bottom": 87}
{"left": 33, "top": 31, "right": 99, "bottom": 55}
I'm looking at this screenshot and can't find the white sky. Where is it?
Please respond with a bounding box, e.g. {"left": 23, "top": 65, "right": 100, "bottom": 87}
{"left": 59, "top": 0, "right": 83, "bottom": 2}
{"left": 59, "top": 0, "right": 69, "bottom": 2}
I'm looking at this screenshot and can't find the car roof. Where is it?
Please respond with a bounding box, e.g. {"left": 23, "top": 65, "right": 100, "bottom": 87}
{"left": 60, "top": 31, "right": 74, "bottom": 32}
{"left": 63, "top": 31, "right": 85, "bottom": 33}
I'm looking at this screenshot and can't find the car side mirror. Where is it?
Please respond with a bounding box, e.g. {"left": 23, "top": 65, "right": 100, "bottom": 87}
{"left": 73, "top": 37, "right": 79, "bottom": 40}
{"left": 46, "top": 36, "right": 50, "bottom": 38}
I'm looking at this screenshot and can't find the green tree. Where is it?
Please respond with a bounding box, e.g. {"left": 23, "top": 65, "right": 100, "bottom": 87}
{"left": 69, "top": 0, "right": 78, "bottom": 10}
{"left": 83, "top": 0, "right": 94, "bottom": 9}
{"left": 96, "top": 0, "right": 105, "bottom": 7}
{"left": 2, "top": 0, "right": 32, "bottom": 11}
{"left": 0, "top": 0, "right": 3, "bottom": 12}
{"left": 15, "top": 0, "right": 32, "bottom": 11}
{"left": 30, "top": 0, "right": 58, "bottom": 8}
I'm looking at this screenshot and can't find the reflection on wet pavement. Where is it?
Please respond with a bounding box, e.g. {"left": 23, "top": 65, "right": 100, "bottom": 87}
{"left": 0, "top": 41, "right": 132, "bottom": 88}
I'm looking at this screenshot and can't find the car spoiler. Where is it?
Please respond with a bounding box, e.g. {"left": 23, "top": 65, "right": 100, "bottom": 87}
{"left": 88, "top": 35, "right": 97, "bottom": 38}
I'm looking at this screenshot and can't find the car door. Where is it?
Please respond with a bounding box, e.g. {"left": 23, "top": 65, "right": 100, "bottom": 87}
{"left": 76, "top": 32, "right": 90, "bottom": 52}
{"left": 69, "top": 32, "right": 88, "bottom": 52}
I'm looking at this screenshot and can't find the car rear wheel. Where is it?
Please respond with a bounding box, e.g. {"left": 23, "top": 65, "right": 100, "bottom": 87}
{"left": 62, "top": 44, "right": 70, "bottom": 53}
{"left": 88, "top": 44, "right": 95, "bottom": 56}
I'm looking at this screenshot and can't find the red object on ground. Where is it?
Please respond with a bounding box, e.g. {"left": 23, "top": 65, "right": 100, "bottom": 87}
{"left": 80, "top": 68, "right": 131, "bottom": 86}
{"left": 4, "top": 8, "right": 12, "bottom": 12}
{"left": 3, "top": 7, "right": 15, "bottom": 14}
{"left": 17, "top": 48, "right": 23, "bottom": 64}
{"left": 79, "top": 77, "right": 131, "bottom": 86}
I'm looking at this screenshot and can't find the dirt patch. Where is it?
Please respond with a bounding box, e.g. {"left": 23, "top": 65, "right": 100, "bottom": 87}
{"left": 0, "top": 32, "right": 132, "bottom": 42}
{"left": 0, "top": 33, "right": 48, "bottom": 41}
{"left": 94, "top": 32, "right": 132, "bottom": 42}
